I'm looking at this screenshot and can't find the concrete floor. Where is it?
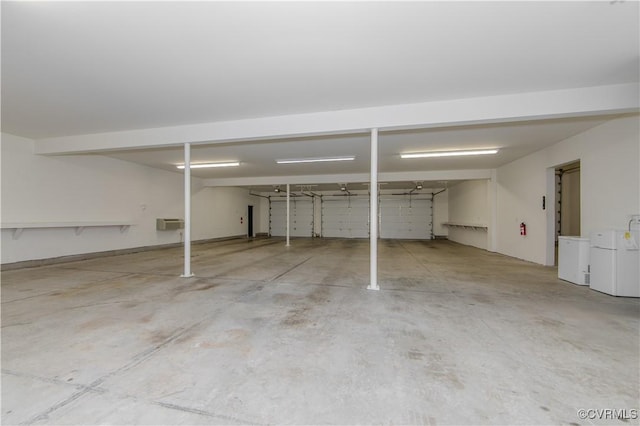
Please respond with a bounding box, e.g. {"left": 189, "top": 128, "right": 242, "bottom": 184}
{"left": 2, "top": 238, "right": 639, "bottom": 425}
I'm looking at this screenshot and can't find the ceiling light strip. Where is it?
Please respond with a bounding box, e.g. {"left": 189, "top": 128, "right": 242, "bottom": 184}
{"left": 176, "top": 162, "right": 240, "bottom": 169}
{"left": 276, "top": 156, "right": 355, "bottom": 164}
{"left": 401, "top": 149, "right": 498, "bottom": 159}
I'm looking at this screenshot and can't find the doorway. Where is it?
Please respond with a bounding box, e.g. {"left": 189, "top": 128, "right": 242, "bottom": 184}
{"left": 247, "top": 205, "right": 254, "bottom": 238}
{"left": 554, "top": 160, "right": 581, "bottom": 264}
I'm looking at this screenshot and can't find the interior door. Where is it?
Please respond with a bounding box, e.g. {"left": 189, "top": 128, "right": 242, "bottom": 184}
{"left": 247, "top": 205, "right": 254, "bottom": 237}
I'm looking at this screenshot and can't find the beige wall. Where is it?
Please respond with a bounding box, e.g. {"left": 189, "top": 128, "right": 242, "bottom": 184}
{"left": 447, "top": 180, "right": 489, "bottom": 249}
{"left": 496, "top": 115, "right": 639, "bottom": 264}
{"left": 1, "top": 133, "right": 254, "bottom": 263}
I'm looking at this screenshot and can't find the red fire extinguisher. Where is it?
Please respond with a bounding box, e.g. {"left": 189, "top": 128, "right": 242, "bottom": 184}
{"left": 520, "top": 222, "right": 526, "bottom": 236}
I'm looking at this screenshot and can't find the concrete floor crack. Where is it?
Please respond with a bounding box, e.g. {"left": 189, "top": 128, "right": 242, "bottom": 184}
{"left": 18, "top": 320, "right": 206, "bottom": 425}
{"left": 269, "top": 256, "right": 313, "bottom": 282}
{"left": 153, "top": 401, "right": 267, "bottom": 426}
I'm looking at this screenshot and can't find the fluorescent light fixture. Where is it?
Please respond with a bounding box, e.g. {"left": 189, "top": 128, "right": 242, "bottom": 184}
{"left": 276, "top": 156, "right": 355, "bottom": 164}
{"left": 176, "top": 162, "right": 240, "bottom": 169}
{"left": 401, "top": 149, "right": 498, "bottom": 159}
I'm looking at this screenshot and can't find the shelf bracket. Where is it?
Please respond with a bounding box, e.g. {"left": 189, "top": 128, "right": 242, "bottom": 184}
{"left": 12, "top": 228, "right": 24, "bottom": 240}
{"left": 75, "top": 226, "right": 85, "bottom": 236}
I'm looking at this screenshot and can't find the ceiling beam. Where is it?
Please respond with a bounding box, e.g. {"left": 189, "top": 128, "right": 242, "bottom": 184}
{"left": 34, "top": 83, "right": 639, "bottom": 155}
{"left": 202, "top": 169, "right": 493, "bottom": 187}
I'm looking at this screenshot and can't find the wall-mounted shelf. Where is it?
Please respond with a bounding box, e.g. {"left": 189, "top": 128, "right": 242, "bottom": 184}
{"left": 1, "top": 221, "right": 133, "bottom": 240}
{"left": 443, "top": 222, "right": 488, "bottom": 231}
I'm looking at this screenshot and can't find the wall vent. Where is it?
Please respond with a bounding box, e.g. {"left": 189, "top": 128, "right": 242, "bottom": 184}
{"left": 156, "top": 218, "right": 184, "bottom": 231}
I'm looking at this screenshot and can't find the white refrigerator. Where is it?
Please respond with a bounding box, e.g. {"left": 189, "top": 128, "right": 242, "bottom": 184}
{"left": 589, "top": 230, "right": 639, "bottom": 297}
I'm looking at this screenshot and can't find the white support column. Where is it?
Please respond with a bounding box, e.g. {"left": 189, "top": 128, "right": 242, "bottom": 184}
{"left": 181, "top": 142, "right": 194, "bottom": 277}
{"left": 368, "top": 128, "right": 380, "bottom": 291}
{"left": 286, "top": 183, "right": 291, "bottom": 246}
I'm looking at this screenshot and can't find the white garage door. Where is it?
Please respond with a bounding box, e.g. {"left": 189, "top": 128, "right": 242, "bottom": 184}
{"left": 379, "top": 195, "right": 432, "bottom": 239}
{"left": 270, "top": 198, "right": 314, "bottom": 237}
{"left": 322, "top": 196, "right": 370, "bottom": 238}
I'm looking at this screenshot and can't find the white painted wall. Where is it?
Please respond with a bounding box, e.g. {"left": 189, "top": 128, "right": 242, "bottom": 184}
{"left": 192, "top": 186, "right": 258, "bottom": 239}
{"left": 447, "top": 180, "right": 489, "bottom": 249}
{"left": 432, "top": 190, "right": 449, "bottom": 237}
{"left": 1, "top": 133, "right": 253, "bottom": 264}
{"left": 496, "top": 115, "right": 640, "bottom": 265}
{"left": 249, "top": 195, "right": 269, "bottom": 235}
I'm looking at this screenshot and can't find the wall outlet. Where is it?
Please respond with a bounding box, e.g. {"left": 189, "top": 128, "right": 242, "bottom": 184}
{"left": 631, "top": 215, "right": 640, "bottom": 225}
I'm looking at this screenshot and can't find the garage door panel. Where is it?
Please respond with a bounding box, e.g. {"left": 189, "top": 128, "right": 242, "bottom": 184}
{"left": 271, "top": 195, "right": 431, "bottom": 240}
{"left": 270, "top": 199, "right": 313, "bottom": 237}
{"left": 322, "top": 197, "right": 369, "bottom": 238}
{"left": 379, "top": 197, "right": 432, "bottom": 240}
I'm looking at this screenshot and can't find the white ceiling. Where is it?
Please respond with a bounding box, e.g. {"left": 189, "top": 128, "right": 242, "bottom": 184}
{"left": 104, "top": 116, "right": 611, "bottom": 179}
{"left": 1, "top": 1, "right": 638, "bottom": 190}
{"left": 2, "top": 1, "right": 638, "bottom": 139}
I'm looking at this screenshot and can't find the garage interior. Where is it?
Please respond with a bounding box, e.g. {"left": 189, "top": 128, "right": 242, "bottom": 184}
{"left": 2, "top": 2, "right": 639, "bottom": 425}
